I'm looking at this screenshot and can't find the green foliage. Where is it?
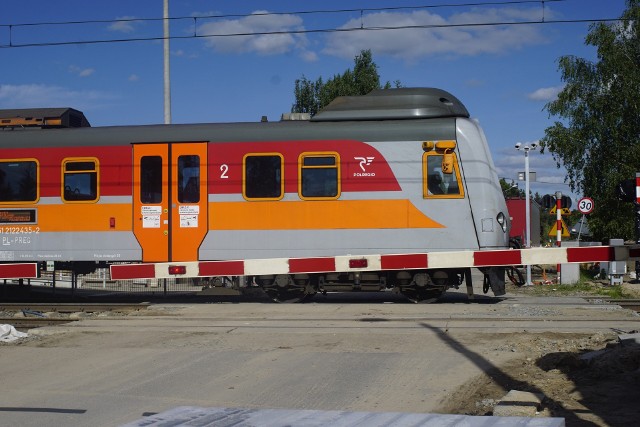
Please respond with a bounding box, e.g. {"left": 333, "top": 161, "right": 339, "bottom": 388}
{"left": 541, "top": 0, "right": 640, "bottom": 241}
{"left": 499, "top": 178, "right": 525, "bottom": 198}
{"left": 292, "top": 50, "right": 401, "bottom": 116}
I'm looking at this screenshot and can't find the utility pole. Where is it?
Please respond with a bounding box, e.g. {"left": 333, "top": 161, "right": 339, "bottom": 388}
{"left": 515, "top": 142, "right": 538, "bottom": 286}
{"left": 163, "top": 0, "right": 171, "bottom": 124}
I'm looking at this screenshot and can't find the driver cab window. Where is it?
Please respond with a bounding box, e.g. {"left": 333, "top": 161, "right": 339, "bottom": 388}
{"left": 423, "top": 153, "right": 464, "bottom": 198}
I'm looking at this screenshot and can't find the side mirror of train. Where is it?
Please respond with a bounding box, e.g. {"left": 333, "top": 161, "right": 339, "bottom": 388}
{"left": 442, "top": 151, "right": 454, "bottom": 174}
{"left": 434, "top": 141, "right": 457, "bottom": 174}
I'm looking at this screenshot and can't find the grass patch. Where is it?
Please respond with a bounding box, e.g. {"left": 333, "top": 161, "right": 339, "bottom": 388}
{"left": 513, "top": 266, "right": 635, "bottom": 299}
{"left": 528, "top": 282, "right": 630, "bottom": 298}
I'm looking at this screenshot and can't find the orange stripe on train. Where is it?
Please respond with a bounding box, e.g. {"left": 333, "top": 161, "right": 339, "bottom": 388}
{"left": 26, "top": 199, "right": 442, "bottom": 232}
{"left": 209, "top": 199, "right": 444, "bottom": 230}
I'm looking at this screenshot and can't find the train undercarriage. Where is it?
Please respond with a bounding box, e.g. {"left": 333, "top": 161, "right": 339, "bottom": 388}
{"left": 216, "top": 267, "right": 506, "bottom": 303}
{"left": 14, "top": 261, "right": 506, "bottom": 303}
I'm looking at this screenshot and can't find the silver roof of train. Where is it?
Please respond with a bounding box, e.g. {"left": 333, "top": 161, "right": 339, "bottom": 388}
{"left": 311, "top": 88, "right": 469, "bottom": 121}
{"left": 0, "top": 88, "right": 468, "bottom": 147}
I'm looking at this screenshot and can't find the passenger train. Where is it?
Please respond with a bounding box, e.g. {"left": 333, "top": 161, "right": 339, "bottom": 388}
{"left": 0, "top": 88, "right": 510, "bottom": 302}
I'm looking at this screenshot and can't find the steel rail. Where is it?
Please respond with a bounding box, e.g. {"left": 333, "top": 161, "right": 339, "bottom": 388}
{"left": 0, "top": 302, "right": 149, "bottom": 313}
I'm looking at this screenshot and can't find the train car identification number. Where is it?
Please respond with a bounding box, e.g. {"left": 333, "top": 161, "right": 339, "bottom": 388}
{"left": 220, "top": 164, "right": 229, "bottom": 179}
{"left": 0, "top": 226, "right": 40, "bottom": 234}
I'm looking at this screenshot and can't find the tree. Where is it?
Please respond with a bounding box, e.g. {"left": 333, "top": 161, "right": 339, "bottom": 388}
{"left": 540, "top": 0, "right": 640, "bottom": 241}
{"left": 292, "top": 50, "right": 401, "bottom": 116}
{"left": 500, "top": 178, "right": 525, "bottom": 198}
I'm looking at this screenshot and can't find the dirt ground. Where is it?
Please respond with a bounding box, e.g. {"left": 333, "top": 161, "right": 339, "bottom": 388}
{"left": 442, "top": 281, "right": 640, "bottom": 426}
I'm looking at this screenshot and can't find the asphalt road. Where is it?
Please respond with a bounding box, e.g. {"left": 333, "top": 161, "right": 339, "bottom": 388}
{"left": 1, "top": 288, "right": 638, "bottom": 427}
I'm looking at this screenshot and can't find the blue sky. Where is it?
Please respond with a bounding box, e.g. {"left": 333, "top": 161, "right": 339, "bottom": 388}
{"left": 0, "top": 0, "right": 629, "bottom": 204}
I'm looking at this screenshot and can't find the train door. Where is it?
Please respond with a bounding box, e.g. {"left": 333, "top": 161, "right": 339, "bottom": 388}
{"left": 132, "top": 142, "right": 208, "bottom": 262}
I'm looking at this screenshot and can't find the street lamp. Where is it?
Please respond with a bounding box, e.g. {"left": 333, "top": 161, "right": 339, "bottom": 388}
{"left": 515, "top": 142, "right": 538, "bottom": 286}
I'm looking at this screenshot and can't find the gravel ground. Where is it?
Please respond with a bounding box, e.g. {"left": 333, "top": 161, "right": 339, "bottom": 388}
{"left": 2, "top": 277, "right": 639, "bottom": 426}
{"left": 442, "top": 279, "right": 640, "bottom": 426}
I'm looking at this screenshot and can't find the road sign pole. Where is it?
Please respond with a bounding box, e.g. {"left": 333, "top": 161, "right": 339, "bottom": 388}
{"left": 576, "top": 197, "right": 594, "bottom": 245}
{"left": 577, "top": 215, "right": 585, "bottom": 243}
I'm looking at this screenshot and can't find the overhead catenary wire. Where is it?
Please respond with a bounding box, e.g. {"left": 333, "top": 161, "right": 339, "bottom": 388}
{"left": 0, "top": 18, "right": 622, "bottom": 50}
{"left": 0, "top": 0, "right": 623, "bottom": 50}
{"left": 1, "top": 1, "right": 567, "bottom": 28}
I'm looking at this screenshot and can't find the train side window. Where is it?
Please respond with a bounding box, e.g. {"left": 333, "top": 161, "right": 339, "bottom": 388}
{"left": 299, "top": 153, "right": 340, "bottom": 199}
{"left": 0, "top": 160, "right": 38, "bottom": 203}
{"left": 243, "top": 154, "right": 283, "bottom": 200}
{"left": 140, "top": 156, "right": 163, "bottom": 204}
{"left": 423, "top": 153, "right": 464, "bottom": 198}
{"left": 178, "top": 155, "right": 200, "bottom": 203}
{"left": 62, "top": 159, "right": 98, "bottom": 202}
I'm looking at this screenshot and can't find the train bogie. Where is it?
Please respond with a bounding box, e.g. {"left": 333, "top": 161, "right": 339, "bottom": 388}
{"left": 0, "top": 88, "right": 511, "bottom": 301}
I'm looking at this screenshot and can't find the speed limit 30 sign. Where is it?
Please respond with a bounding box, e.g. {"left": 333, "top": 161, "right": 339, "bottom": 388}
{"left": 578, "top": 197, "right": 594, "bottom": 214}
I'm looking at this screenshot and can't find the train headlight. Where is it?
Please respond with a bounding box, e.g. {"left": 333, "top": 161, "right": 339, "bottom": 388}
{"left": 496, "top": 212, "right": 507, "bottom": 232}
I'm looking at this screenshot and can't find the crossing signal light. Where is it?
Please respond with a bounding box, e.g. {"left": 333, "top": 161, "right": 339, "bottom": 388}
{"left": 541, "top": 194, "right": 554, "bottom": 209}
{"left": 541, "top": 194, "right": 572, "bottom": 210}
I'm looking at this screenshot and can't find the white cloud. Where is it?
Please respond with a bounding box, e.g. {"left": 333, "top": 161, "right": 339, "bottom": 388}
{"left": 494, "top": 145, "right": 574, "bottom": 198}
{"left": 0, "top": 84, "right": 117, "bottom": 110}
{"left": 108, "top": 16, "right": 139, "bottom": 33}
{"left": 528, "top": 85, "right": 564, "bottom": 101}
{"left": 69, "top": 65, "right": 95, "bottom": 77}
{"left": 323, "top": 8, "right": 550, "bottom": 60}
{"left": 128, "top": 74, "right": 140, "bottom": 82}
{"left": 197, "top": 10, "right": 316, "bottom": 61}
{"left": 300, "top": 50, "right": 319, "bottom": 62}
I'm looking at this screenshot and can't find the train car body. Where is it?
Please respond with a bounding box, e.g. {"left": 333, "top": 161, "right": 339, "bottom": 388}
{"left": 0, "top": 88, "right": 510, "bottom": 301}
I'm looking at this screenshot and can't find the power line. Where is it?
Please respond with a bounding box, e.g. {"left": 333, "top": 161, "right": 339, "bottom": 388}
{"left": 0, "top": 17, "right": 620, "bottom": 50}
{"left": 0, "top": 1, "right": 566, "bottom": 28}
{"left": 1, "top": 0, "right": 620, "bottom": 50}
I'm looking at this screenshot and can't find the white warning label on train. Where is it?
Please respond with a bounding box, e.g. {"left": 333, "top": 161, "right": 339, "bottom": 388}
{"left": 179, "top": 205, "right": 199, "bottom": 214}
{"left": 141, "top": 206, "right": 162, "bottom": 215}
{"left": 180, "top": 215, "right": 198, "bottom": 227}
{"left": 142, "top": 215, "right": 161, "bottom": 228}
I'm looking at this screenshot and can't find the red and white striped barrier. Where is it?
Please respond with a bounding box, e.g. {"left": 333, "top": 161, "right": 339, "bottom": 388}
{"left": 0, "top": 263, "right": 38, "bottom": 279}
{"left": 110, "top": 245, "right": 633, "bottom": 280}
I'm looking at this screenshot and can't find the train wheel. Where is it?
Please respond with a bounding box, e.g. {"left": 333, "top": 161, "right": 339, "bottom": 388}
{"left": 265, "top": 287, "right": 309, "bottom": 303}
{"left": 401, "top": 287, "right": 443, "bottom": 303}
{"left": 262, "top": 274, "right": 311, "bottom": 303}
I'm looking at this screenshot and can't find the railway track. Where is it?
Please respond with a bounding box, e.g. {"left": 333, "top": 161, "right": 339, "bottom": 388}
{"left": 0, "top": 302, "right": 149, "bottom": 330}
{"left": 583, "top": 298, "right": 640, "bottom": 313}
{"left": 0, "top": 316, "right": 79, "bottom": 329}
{"left": 0, "top": 302, "right": 149, "bottom": 313}
{"left": 609, "top": 299, "right": 640, "bottom": 313}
